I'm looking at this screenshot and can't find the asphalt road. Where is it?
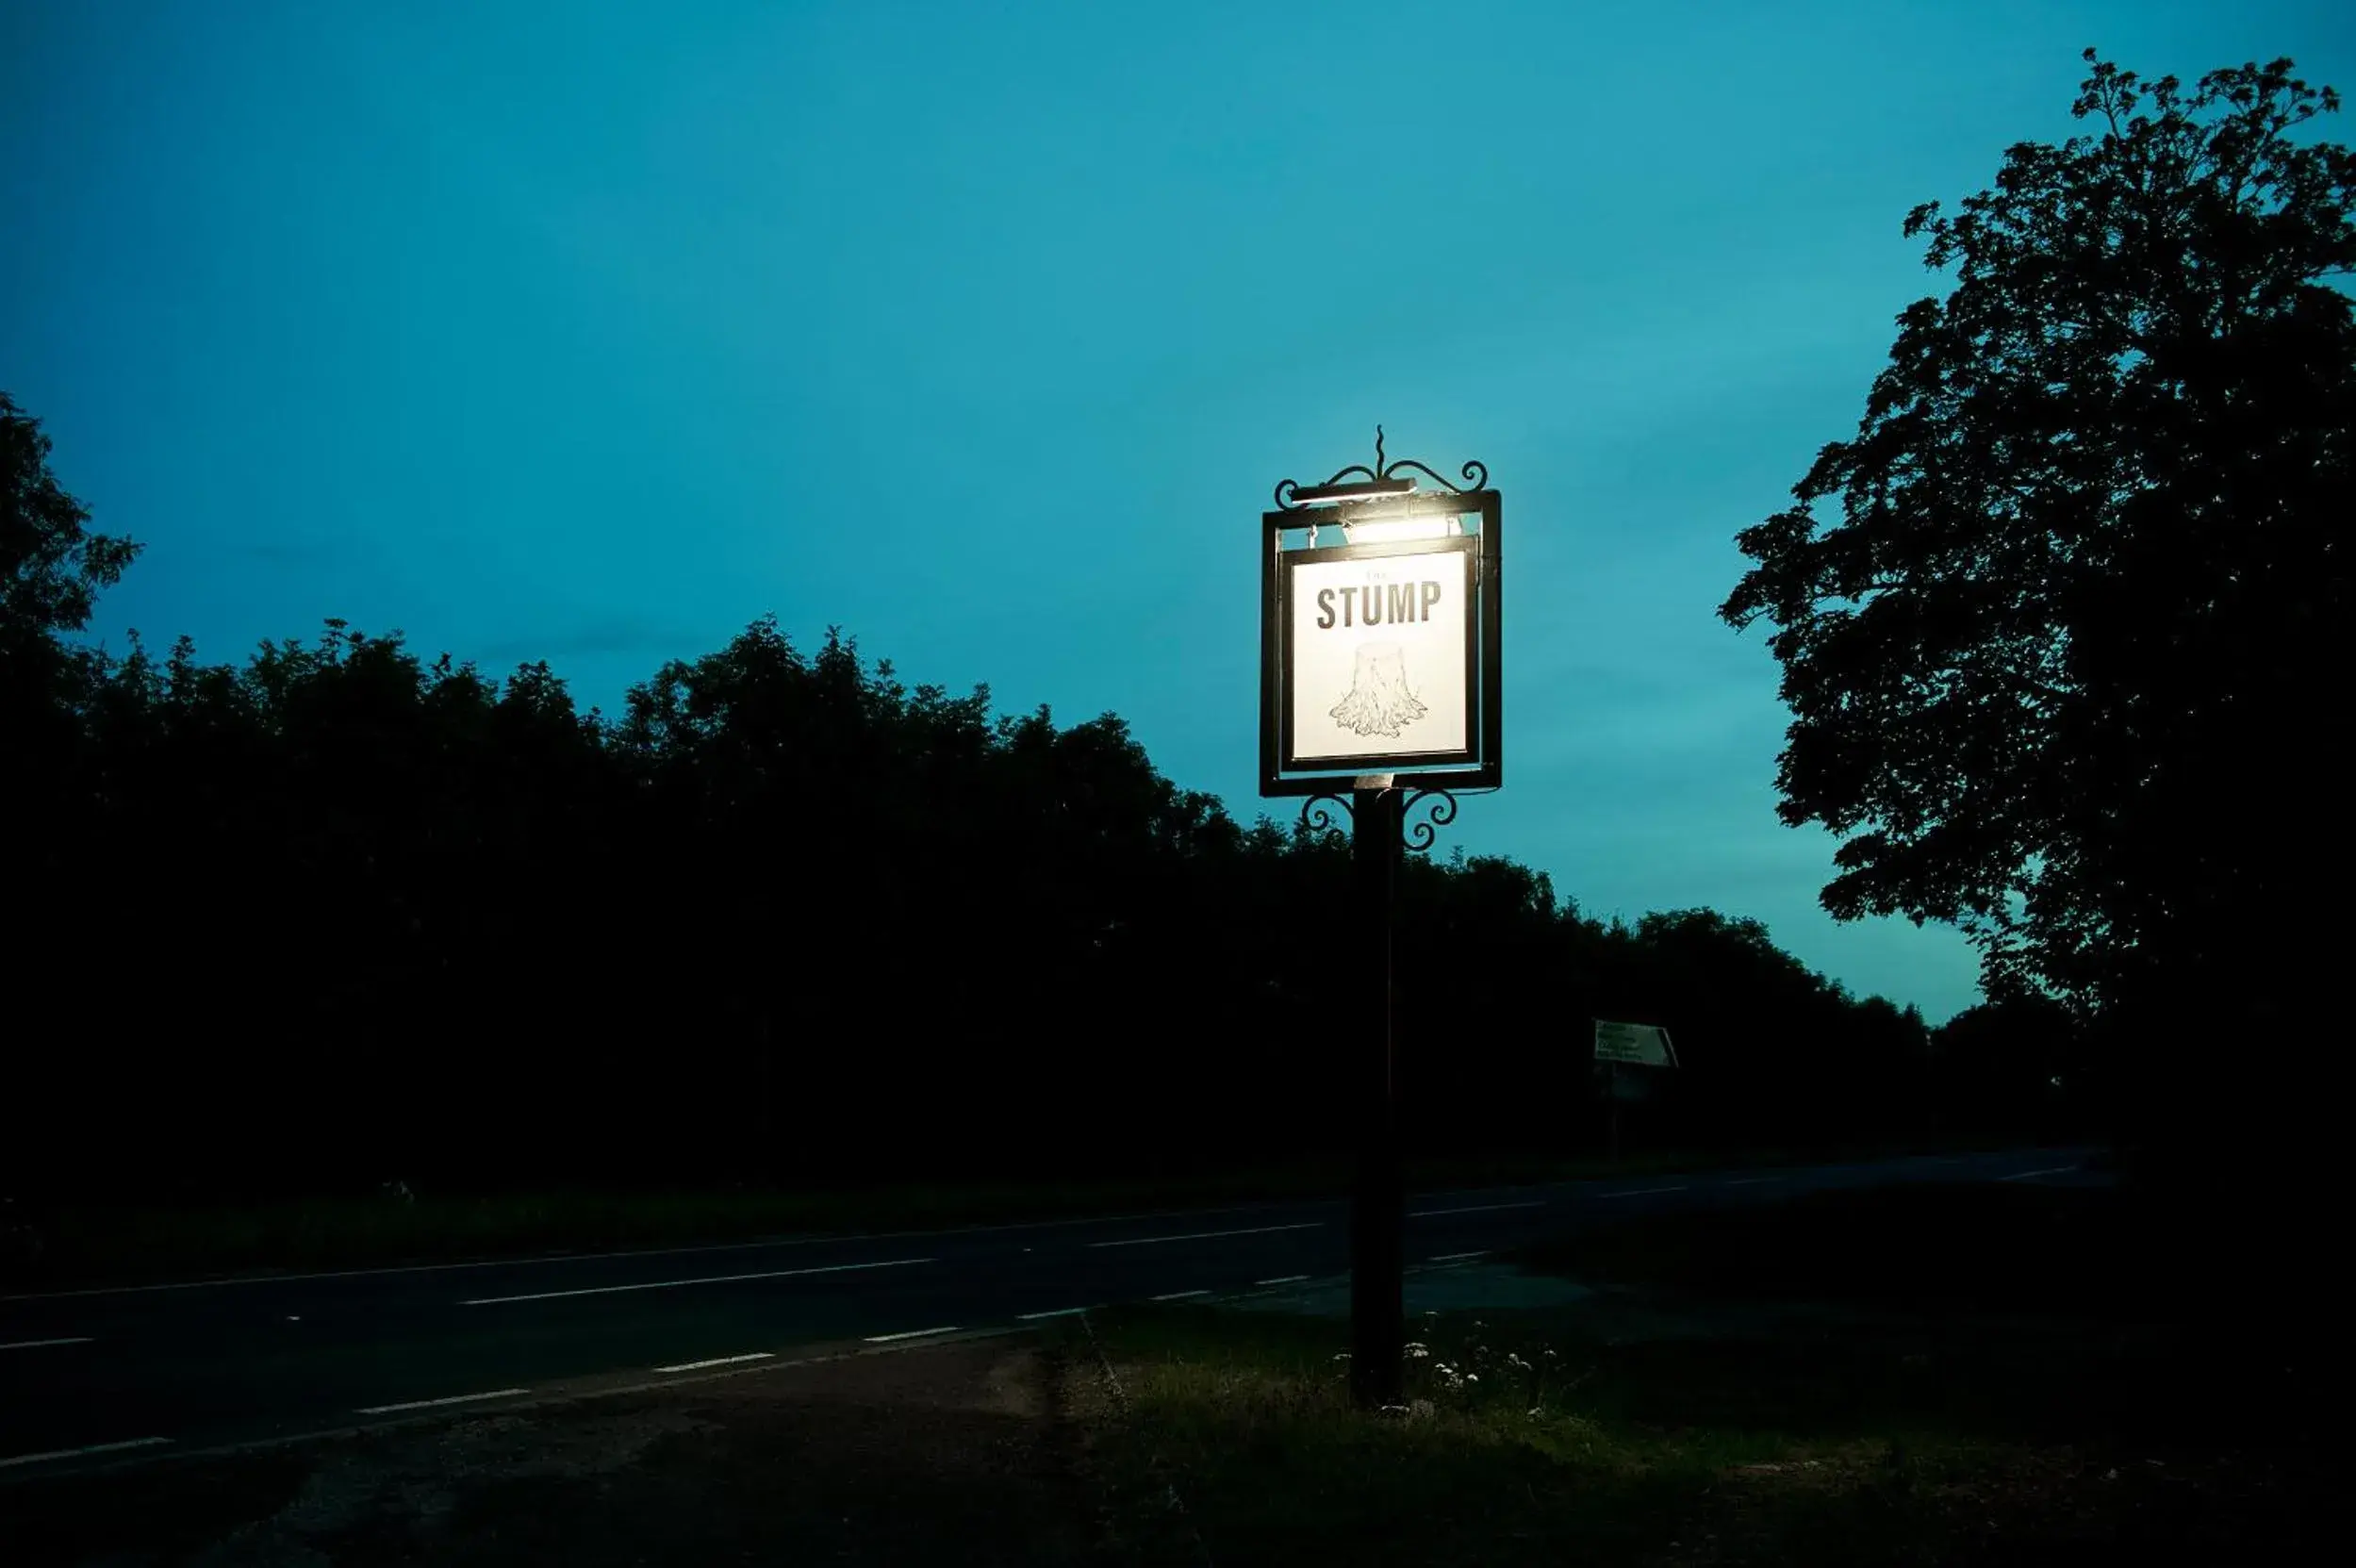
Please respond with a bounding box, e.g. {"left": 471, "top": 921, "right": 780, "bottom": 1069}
{"left": 0, "top": 1148, "right": 2090, "bottom": 1476}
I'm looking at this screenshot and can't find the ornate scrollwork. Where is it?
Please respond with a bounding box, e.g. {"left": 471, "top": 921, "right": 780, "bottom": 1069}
{"left": 1274, "top": 426, "right": 1490, "bottom": 510}
{"left": 1299, "top": 792, "right": 1352, "bottom": 836}
{"left": 1401, "top": 788, "right": 1458, "bottom": 853}
{"left": 1383, "top": 455, "right": 1491, "bottom": 494}
{"left": 1298, "top": 786, "right": 1458, "bottom": 850}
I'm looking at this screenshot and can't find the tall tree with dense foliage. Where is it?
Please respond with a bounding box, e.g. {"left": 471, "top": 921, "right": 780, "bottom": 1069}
{"left": 3, "top": 393, "right": 141, "bottom": 790}
{"left": 1, "top": 393, "right": 140, "bottom": 653}
{"left": 4, "top": 393, "right": 146, "bottom": 1011}
{"left": 1720, "top": 54, "right": 2353, "bottom": 1153}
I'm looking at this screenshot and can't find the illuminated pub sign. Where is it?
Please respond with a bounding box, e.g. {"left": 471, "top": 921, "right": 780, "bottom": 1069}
{"left": 1260, "top": 459, "right": 1502, "bottom": 797}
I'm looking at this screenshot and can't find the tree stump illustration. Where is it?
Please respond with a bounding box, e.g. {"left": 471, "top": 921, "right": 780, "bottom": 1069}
{"left": 1329, "top": 642, "right": 1427, "bottom": 739}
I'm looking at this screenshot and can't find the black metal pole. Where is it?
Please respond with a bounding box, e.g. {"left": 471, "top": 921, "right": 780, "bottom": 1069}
{"left": 1350, "top": 783, "right": 1405, "bottom": 1409}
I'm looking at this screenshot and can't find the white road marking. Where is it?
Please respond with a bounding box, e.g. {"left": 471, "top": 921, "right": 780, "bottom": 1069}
{"left": 1090, "top": 1222, "right": 1321, "bottom": 1248}
{"left": 0, "top": 1336, "right": 93, "bottom": 1351}
{"left": 1430, "top": 1250, "right": 1488, "bottom": 1263}
{"left": 1723, "top": 1177, "right": 1781, "bottom": 1186}
{"left": 651, "top": 1351, "right": 772, "bottom": 1373}
{"left": 1254, "top": 1274, "right": 1310, "bottom": 1286}
{"left": 354, "top": 1387, "right": 529, "bottom": 1415}
{"left": 865, "top": 1326, "right": 959, "bottom": 1343}
{"left": 461, "top": 1256, "right": 933, "bottom": 1305}
{"left": 0, "top": 1436, "right": 171, "bottom": 1469}
{"left": 1017, "top": 1306, "right": 1098, "bottom": 1320}
{"left": 1149, "top": 1289, "right": 1211, "bottom": 1301}
{"left": 1598, "top": 1185, "right": 1689, "bottom": 1199}
{"left": 1999, "top": 1165, "right": 2080, "bottom": 1182}
{"left": 1409, "top": 1200, "right": 1545, "bottom": 1217}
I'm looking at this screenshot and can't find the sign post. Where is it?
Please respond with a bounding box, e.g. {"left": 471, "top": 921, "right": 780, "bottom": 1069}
{"left": 1260, "top": 430, "right": 1504, "bottom": 1409}
{"left": 1351, "top": 782, "right": 1404, "bottom": 1402}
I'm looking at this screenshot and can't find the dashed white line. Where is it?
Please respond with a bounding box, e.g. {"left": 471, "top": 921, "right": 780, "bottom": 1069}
{"left": 1149, "top": 1289, "right": 1211, "bottom": 1301}
{"left": 1409, "top": 1200, "right": 1545, "bottom": 1217}
{"left": 1598, "top": 1185, "right": 1689, "bottom": 1199}
{"left": 651, "top": 1351, "right": 772, "bottom": 1373}
{"left": 354, "top": 1387, "right": 529, "bottom": 1415}
{"left": 865, "top": 1326, "right": 959, "bottom": 1343}
{"left": 0, "top": 1436, "right": 171, "bottom": 1470}
{"left": 1254, "top": 1274, "right": 1311, "bottom": 1286}
{"left": 0, "top": 1336, "right": 93, "bottom": 1351}
{"left": 1430, "top": 1250, "right": 1489, "bottom": 1263}
{"left": 1999, "top": 1165, "right": 2080, "bottom": 1182}
{"left": 1017, "top": 1306, "right": 1099, "bottom": 1321}
{"left": 461, "top": 1256, "right": 933, "bottom": 1305}
{"left": 1090, "top": 1222, "right": 1321, "bottom": 1248}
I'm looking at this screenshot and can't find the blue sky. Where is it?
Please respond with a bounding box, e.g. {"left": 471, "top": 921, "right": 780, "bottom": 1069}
{"left": 8, "top": 0, "right": 2350, "bottom": 1022}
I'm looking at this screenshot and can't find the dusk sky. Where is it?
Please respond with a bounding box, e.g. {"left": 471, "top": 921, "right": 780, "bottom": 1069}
{"left": 8, "top": 0, "right": 2349, "bottom": 1023}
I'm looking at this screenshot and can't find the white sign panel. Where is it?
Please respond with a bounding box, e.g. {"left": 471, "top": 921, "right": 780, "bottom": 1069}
{"left": 1285, "top": 542, "right": 1472, "bottom": 767}
{"left": 1593, "top": 1019, "right": 1677, "bottom": 1068}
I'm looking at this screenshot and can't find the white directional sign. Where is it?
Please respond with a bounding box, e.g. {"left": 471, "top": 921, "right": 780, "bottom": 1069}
{"left": 1593, "top": 1019, "right": 1677, "bottom": 1068}
{"left": 1282, "top": 538, "right": 1475, "bottom": 769}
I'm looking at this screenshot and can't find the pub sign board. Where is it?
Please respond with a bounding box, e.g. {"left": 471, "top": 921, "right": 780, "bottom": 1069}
{"left": 1260, "top": 488, "right": 1503, "bottom": 798}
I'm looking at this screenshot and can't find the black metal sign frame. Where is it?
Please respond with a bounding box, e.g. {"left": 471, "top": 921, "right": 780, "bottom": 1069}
{"left": 1260, "top": 487, "right": 1503, "bottom": 799}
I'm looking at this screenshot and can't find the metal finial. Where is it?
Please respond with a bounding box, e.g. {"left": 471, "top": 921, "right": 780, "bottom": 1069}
{"left": 1273, "top": 428, "right": 1489, "bottom": 510}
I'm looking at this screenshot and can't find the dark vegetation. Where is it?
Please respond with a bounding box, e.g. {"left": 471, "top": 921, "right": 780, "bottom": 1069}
{"left": 1721, "top": 52, "right": 2353, "bottom": 1210}
{"left": 5, "top": 387, "right": 2045, "bottom": 1228}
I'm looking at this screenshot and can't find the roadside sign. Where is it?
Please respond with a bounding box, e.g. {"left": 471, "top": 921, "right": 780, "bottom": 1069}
{"left": 1593, "top": 1019, "right": 1677, "bottom": 1068}
{"left": 1258, "top": 442, "right": 1502, "bottom": 801}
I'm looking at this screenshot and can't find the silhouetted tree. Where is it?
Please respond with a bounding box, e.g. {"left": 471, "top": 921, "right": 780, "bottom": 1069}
{"left": 1, "top": 394, "right": 139, "bottom": 662}
{"left": 3, "top": 393, "right": 141, "bottom": 863}
{"left": 1719, "top": 53, "right": 2353, "bottom": 1184}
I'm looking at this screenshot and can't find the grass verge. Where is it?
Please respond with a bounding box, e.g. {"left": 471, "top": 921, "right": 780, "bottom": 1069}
{"left": 1066, "top": 1184, "right": 2321, "bottom": 1565}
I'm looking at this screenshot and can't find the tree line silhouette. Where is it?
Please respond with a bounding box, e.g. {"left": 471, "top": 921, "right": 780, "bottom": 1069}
{"left": 4, "top": 397, "right": 2069, "bottom": 1203}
